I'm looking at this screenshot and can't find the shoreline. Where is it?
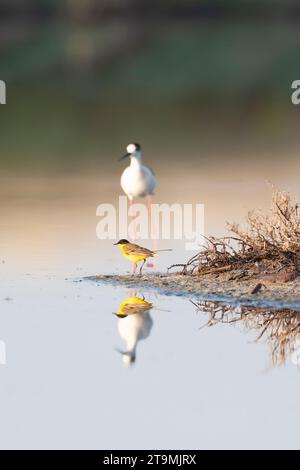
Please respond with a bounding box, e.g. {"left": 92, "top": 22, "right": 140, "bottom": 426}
{"left": 86, "top": 272, "right": 300, "bottom": 310}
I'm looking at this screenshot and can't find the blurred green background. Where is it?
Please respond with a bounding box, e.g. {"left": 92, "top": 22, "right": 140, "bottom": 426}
{"left": 1, "top": 0, "right": 300, "bottom": 173}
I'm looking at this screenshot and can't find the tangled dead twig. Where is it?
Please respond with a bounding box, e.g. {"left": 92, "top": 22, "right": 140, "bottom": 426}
{"left": 168, "top": 189, "right": 300, "bottom": 281}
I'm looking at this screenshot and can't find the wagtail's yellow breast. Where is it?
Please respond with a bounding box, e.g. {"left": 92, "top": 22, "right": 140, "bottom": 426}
{"left": 118, "top": 242, "right": 154, "bottom": 263}
{"left": 120, "top": 245, "right": 148, "bottom": 263}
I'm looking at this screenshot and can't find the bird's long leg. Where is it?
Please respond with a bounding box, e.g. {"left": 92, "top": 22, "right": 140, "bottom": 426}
{"left": 128, "top": 197, "right": 137, "bottom": 242}
{"left": 129, "top": 197, "right": 137, "bottom": 274}
{"left": 146, "top": 195, "right": 157, "bottom": 268}
{"left": 139, "top": 259, "right": 146, "bottom": 275}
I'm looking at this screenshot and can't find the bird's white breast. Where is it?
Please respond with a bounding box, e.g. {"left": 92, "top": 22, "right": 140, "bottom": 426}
{"left": 118, "top": 313, "right": 153, "bottom": 350}
{"left": 121, "top": 163, "right": 156, "bottom": 199}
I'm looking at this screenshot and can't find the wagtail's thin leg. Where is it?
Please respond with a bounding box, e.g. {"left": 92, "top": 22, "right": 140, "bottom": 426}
{"left": 139, "top": 259, "right": 146, "bottom": 275}
{"left": 131, "top": 262, "right": 136, "bottom": 274}
{"left": 132, "top": 263, "right": 137, "bottom": 275}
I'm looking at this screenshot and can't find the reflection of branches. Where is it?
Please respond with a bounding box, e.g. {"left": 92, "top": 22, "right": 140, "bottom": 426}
{"left": 192, "top": 299, "right": 300, "bottom": 367}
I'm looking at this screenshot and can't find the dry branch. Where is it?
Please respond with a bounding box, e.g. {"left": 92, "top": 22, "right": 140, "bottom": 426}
{"left": 169, "top": 189, "right": 300, "bottom": 281}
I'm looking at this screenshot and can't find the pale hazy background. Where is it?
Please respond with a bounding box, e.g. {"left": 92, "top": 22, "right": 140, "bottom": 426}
{"left": 1, "top": 0, "right": 300, "bottom": 450}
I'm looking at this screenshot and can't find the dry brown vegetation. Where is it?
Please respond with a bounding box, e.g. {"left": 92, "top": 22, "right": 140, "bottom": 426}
{"left": 169, "top": 189, "right": 300, "bottom": 284}
{"left": 193, "top": 300, "right": 300, "bottom": 367}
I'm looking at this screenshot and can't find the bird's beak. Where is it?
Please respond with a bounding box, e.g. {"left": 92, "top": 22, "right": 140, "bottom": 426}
{"left": 112, "top": 312, "right": 127, "bottom": 318}
{"left": 113, "top": 242, "right": 118, "bottom": 245}
{"left": 115, "top": 347, "right": 127, "bottom": 355}
{"left": 115, "top": 348, "right": 135, "bottom": 362}
{"left": 119, "top": 152, "right": 130, "bottom": 161}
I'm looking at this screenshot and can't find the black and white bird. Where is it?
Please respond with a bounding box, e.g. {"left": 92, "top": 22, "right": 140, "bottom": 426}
{"left": 119, "top": 143, "right": 157, "bottom": 268}
{"left": 119, "top": 143, "right": 156, "bottom": 201}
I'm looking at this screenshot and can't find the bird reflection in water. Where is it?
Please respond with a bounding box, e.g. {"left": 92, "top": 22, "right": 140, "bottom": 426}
{"left": 113, "top": 294, "right": 153, "bottom": 367}
{"left": 193, "top": 300, "right": 300, "bottom": 367}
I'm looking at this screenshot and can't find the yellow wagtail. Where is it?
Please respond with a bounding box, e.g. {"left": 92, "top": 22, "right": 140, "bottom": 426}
{"left": 113, "top": 239, "right": 171, "bottom": 274}
{"left": 113, "top": 295, "right": 153, "bottom": 318}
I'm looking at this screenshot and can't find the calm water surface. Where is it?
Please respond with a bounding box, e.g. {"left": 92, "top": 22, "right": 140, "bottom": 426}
{"left": 1, "top": 176, "right": 300, "bottom": 450}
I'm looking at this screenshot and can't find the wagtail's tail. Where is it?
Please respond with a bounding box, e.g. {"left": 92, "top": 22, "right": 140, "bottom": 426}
{"left": 153, "top": 249, "right": 172, "bottom": 253}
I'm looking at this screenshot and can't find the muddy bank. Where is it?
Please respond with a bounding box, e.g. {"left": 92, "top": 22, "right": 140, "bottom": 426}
{"left": 86, "top": 272, "right": 300, "bottom": 310}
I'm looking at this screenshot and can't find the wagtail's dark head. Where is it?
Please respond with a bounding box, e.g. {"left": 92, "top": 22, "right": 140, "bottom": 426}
{"left": 113, "top": 239, "right": 130, "bottom": 245}
{"left": 112, "top": 312, "right": 128, "bottom": 318}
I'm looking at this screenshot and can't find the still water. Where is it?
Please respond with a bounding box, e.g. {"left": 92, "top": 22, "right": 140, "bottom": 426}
{"left": 1, "top": 175, "right": 300, "bottom": 450}
{"left": 1, "top": 272, "right": 300, "bottom": 449}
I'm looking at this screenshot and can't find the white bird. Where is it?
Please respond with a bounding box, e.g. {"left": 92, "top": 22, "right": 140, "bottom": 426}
{"left": 117, "top": 312, "right": 153, "bottom": 367}
{"left": 119, "top": 143, "right": 157, "bottom": 269}
{"left": 120, "top": 143, "right": 156, "bottom": 201}
{"left": 114, "top": 295, "right": 153, "bottom": 367}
